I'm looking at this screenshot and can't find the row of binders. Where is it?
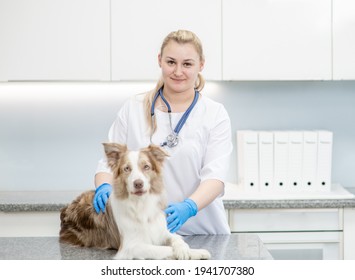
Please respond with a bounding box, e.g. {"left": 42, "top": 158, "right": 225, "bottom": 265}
{"left": 237, "top": 130, "right": 333, "bottom": 193}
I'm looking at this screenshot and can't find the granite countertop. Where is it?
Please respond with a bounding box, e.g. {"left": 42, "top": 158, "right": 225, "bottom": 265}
{"left": 0, "top": 234, "right": 272, "bottom": 260}
{"left": 223, "top": 183, "right": 355, "bottom": 209}
{"left": 0, "top": 190, "right": 83, "bottom": 212}
{"left": 1, "top": 184, "right": 355, "bottom": 212}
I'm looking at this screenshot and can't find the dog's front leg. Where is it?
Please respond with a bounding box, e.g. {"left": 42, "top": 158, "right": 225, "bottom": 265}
{"left": 115, "top": 244, "right": 174, "bottom": 260}
{"left": 166, "top": 233, "right": 211, "bottom": 260}
{"left": 166, "top": 233, "right": 191, "bottom": 260}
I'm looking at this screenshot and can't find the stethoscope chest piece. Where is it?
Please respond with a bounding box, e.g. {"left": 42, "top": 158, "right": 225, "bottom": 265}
{"left": 163, "top": 133, "right": 179, "bottom": 148}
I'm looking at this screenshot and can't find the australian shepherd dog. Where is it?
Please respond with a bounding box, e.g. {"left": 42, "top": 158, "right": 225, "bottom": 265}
{"left": 59, "top": 143, "right": 211, "bottom": 260}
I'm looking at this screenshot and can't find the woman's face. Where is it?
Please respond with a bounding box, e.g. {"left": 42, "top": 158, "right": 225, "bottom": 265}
{"left": 158, "top": 41, "right": 204, "bottom": 95}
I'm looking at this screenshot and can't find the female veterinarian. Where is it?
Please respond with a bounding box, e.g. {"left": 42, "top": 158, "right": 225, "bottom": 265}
{"left": 94, "top": 30, "right": 233, "bottom": 235}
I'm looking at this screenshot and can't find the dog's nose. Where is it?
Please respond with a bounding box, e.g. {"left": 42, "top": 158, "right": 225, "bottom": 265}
{"left": 134, "top": 179, "right": 144, "bottom": 189}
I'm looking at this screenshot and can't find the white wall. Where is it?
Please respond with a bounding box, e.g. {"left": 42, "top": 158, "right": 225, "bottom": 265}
{"left": 1, "top": 81, "right": 355, "bottom": 191}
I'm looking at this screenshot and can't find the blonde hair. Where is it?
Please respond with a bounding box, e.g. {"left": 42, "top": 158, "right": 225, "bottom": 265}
{"left": 144, "top": 30, "right": 206, "bottom": 133}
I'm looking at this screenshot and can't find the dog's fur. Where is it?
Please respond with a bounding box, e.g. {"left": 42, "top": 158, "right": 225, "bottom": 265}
{"left": 60, "top": 143, "right": 211, "bottom": 260}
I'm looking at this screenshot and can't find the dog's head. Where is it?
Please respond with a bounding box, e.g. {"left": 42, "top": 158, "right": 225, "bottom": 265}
{"left": 103, "top": 143, "right": 169, "bottom": 199}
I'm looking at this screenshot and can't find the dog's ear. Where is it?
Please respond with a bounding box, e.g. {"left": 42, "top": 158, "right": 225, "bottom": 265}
{"left": 146, "top": 144, "right": 169, "bottom": 163}
{"left": 102, "top": 143, "right": 127, "bottom": 168}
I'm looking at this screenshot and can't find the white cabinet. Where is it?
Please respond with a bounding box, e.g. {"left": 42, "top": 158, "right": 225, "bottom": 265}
{"left": 228, "top": 208, "right": 343, "bottom": 260}
{"left": 222, "top": 0, "right": 332, "bottom": 80}
{"left": 111, "top": 0, "right": 221, "bottom": 81}
{"left": 1, "top": 1, "right": 354, "bottom": 81}
{"left": 333, "top": 0, "right": 355, "bottom": 79}
{"left": 0, "top": 0, "right": 110, "bottom": 81}
{"left": 0, "top": 212, "right": 60, "bottom": 237}
{"left": 343, "top": 208, "right": 355, "bottom": 259}
{"left": 229, "top": 208, "right": 342, "bottom": 232}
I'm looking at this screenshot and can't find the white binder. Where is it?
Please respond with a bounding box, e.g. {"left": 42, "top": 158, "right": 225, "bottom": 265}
{"left": 237, "top": 131, "right": 259, "bottom": 192}
{"left": 274, "top": 131, "right": 289, "bottom": 192}
{"left": 302, "top": 131, "right": 318, "bottom": 191}
{"left": 258, "top": 131, "right": 274, "bottom": 192}
{"left": 316, "top": 130, "right": 333, "bottom": 192}
{"left": 288, "top": 131, "right": 303, "bottom": 192}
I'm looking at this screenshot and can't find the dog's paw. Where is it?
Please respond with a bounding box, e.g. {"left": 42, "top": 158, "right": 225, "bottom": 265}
{"left": 172, "top": 242, "right": 191, "bottom": 260}
{"left": 189, "top": 249, "right": 211, "bottom": 260}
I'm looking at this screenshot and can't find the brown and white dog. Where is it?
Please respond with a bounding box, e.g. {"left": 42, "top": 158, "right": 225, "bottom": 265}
{"left": 59, "top": 143, "right": 211, "bottom": 260}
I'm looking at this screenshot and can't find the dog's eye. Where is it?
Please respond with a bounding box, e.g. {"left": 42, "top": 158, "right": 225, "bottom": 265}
{"left": 123, "top": 166, "right": 131, "bottom": 172}
{"left": 143, "top": 164, "right": 150, "bottom": 170}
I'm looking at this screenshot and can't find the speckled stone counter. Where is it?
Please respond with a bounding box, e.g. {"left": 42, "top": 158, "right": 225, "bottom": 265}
{"left": 223, "top": 198, "right": 355, "bottom": 209}
{"left": 0, "top": 234, "right": 272, "bottom": 260}
{"left": 223, "top": 185, "right": 355, "bottom": 209}
{"left": 0, "top": 190, "right": 83, "bottom": 212}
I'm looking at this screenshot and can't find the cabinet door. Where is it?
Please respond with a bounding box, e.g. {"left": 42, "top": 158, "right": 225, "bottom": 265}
{"left": 0, "top": 0, "right": 110, "bottom": 81}
{"left": 0, "top": 212, "right": 60, "bottom": 237}
{"left": 111, "top": 0, "right": 221, "bottom": 81}
{"left": 333, "top": 0, "right": 355, "bottom": 80}
{"left": 260, "top": 232, "right": 342, "bottom": 260}
{"left": 229, "top": 208, "right": 342, "bottom": 232}
{"left": 222, "top": 0, "right": 332, "bottom": 80}
{"left": 343, "top": 208, "right": 355, "bottom": 260}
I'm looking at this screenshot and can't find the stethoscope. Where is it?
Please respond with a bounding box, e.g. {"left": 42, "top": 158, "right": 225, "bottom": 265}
{"left": 150, "top": 87, "right": 199, "bottom": 148}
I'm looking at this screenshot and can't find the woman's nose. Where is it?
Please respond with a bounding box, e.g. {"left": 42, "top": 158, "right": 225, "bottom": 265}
{"left": 174, "top": 65, "right": 183, "bottom": 76}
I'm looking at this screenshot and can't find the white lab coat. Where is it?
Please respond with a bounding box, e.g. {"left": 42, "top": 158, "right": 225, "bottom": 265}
{"left": 96, "top": 93, "right": 233, "bottom": 235}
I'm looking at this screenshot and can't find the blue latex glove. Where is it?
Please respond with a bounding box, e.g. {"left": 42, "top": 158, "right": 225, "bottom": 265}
{"left": 93, "top": 183, "right": 112, "bottom": 214}
{"left": 164, "top": 198, "right": 198, "bottom": 233}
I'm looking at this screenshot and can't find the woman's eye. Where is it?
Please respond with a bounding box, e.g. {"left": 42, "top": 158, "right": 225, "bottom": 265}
{"left": 167, "top": 60, "right": 175, "bottom": 65}
{"left": 184, "top": 63, "right": 192, "bottom": 67}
